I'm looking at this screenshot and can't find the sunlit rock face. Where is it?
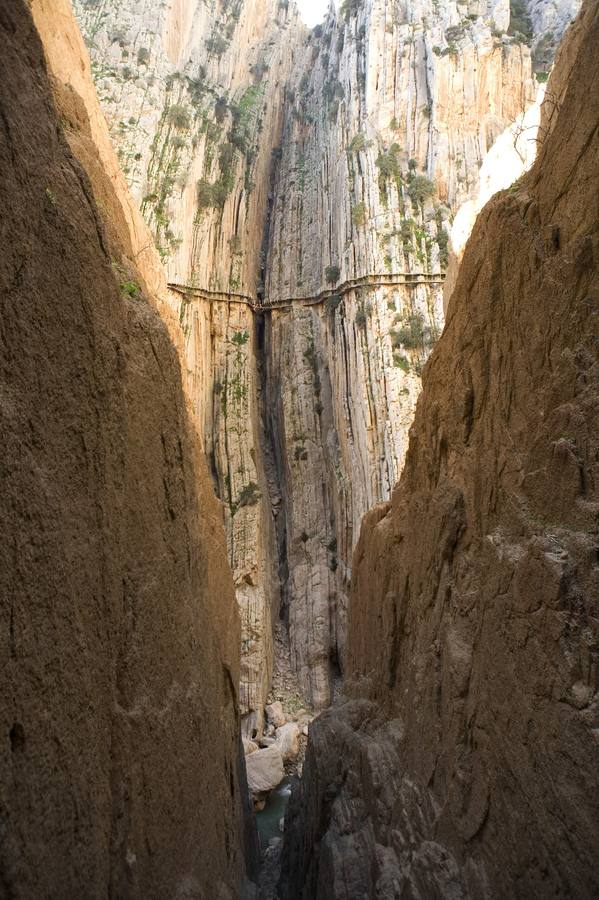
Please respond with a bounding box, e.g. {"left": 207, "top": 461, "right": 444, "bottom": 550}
{"left": 445, "top": 82, "right": 546, "bottom": 306}
{"left": 74, "top": 0, "right": 304, "bottom": 733}
{"left": 73, "top": 0, "right": 301, "bottom": 292}
{"left": 75, "top": 0, "right": 578, "bottom": 716}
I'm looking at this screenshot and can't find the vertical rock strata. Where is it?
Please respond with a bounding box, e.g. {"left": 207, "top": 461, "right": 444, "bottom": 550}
{"left": 263, "top": 0, "right": 543, "bottom": 706}
{"left": 527, "top": 0, "right": 582, "bottom": 70}
{"left": 0, "top": 2, "right": 254, "bottom": 896}
{"left": 74, "top": 0, "right": 578, "bottom": 716}
{"left": 281, "top": 1, "right": 599, "bottom": 895}
{"left": 73, "top": 0, "right": 304, "bottom": 731}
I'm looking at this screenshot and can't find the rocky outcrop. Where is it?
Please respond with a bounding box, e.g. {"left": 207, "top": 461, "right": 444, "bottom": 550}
{"left": 246, "top": 746, "right": 286, "bottom": 795}
{"left": 527, "top": 0, "right": 582, "bottom": 71}
{"left": 0, "top": 2, "right": 255, "bottom": 896}
{"left": 280, "top": 1, "right": 599, "bottom": 896}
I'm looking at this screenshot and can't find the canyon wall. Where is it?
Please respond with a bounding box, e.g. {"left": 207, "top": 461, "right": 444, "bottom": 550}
{"left": 0, "top": 1, "right": 255, "bottom": 896}
{"left": 262, "top": 0, "right": 547, "bottom": 707}
{"left": 74, "top": 0, "right": 578, "bottom": 720}
{"left": 281, "top": 0, "right": 599, "bottom": 895}
{"left": 73, "top": 0, "right": 305, "bottom": 733}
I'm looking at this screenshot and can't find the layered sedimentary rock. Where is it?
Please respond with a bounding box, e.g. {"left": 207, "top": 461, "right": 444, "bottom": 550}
{"left": 0, "top": 2, "right": 255, "bottom": 895}
{"left": 281, "top": 1, "right": 599, "bottom": 895}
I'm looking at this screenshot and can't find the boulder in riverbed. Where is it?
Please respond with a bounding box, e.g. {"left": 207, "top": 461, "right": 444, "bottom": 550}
{"left": 265, "top": 701, "right": 286, "bottom": 727}
{"left": 245, "top": 745, "right": 285, "bottom": 794}
{"left": 243, "top": 737, "right": 259, "bottom": 755}
{"left": 275, "top": 723, "right": 300, "bottom": 762}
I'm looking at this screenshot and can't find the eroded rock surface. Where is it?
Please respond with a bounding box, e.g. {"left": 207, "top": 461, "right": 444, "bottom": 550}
{"left": 0, "top": 2, "right": 255, "bottom": 896}
{"left": 73, "top": 0, "right": 580, "bottom": 719}
{"left": 280, "top": 2, "right": 599, "bottom": 896}
{"left": 262, "top": 0, "right": 558, "bottom": 708}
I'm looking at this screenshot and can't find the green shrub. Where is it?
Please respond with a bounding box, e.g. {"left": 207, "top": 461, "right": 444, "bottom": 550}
{"left": 325, "top": 293, "right": 342, "bottom": 314}
{"left": 231, "top": 329, "right": 249, "bottom": 346}
{"left": 205, "top": 33, "right": 229, "bottom": 56}
{"left": 401, "top": 217, "right": 415, "bottom": 247}
{"left": 214, "top": 95, "right": 229, "bottom": 122}
{"left": 197, "top": 178, "right": 230, "bottom": 210}
{"left": 168, "top": 104, "right": 191, "bottom": 130}
{"left": 390, "top": 312, "right": 424, "bottom": 348}
{"left": 249, "top": 60, "right": 269, "bottom": 80}
{"left": 437, "top": 227, "right": 449, "bottom": 267}
{"left": 339, "top": 0, "right": 361, "bottom": 20}
{"left": 508, "top": 0, "right": 533, "bottom": 44}
{"left": 348, "top": 132, "right": 367, "bottom": 153}
{"left": 325, "top": 265, "right": 340, "bottom": 284}
{"left": 120, "top": 280, "right": 140, "bottom": 299}
{"left": 352, "top": 201, "right": 367, "bottom": 227}
{"left": 445, "top": 25, "right": 465, "bottom": 43}
{"left": 376, "top": 143, "right": 401, "bottom": 180}
{"left": 393, "top": 351, "right": 410, "bottom": 372}
{"left": 355, "top": 301, "right": 372, "bottom": 328}
{"left": 407, "top": 174, "right": 436, "bottom": 206}
{"left": 136, "top": 47, "right": 150, "bottom": 65}
{"left": 376, "top": 144, "right": 402, "bottom": 198}
{"left": 236, "top": 482, "right": 261, "bottom": 509}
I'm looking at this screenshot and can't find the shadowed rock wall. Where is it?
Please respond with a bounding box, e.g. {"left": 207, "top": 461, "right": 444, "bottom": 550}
{"left": 0, "top": 2, "right": 254, "bottom": 896}
{"left": 280, "top": 1, "right": 599, "bottom": 896}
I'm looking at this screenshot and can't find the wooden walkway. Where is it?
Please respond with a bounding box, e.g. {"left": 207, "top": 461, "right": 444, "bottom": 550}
{"left": 167, "top": 271, "right": 445, "bottom": 311}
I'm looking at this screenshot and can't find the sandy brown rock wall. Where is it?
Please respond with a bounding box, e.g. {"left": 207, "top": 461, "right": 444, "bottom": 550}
{"left": 0, "top": 2, "right": 254, "bottom": 895}
{"left": 281, "top": 0, "right": 599, "bottom": 895}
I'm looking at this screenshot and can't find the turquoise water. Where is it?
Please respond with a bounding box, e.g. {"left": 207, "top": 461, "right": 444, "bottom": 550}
{"left": 256, "top": 778, "right": 292, "bottom": 852}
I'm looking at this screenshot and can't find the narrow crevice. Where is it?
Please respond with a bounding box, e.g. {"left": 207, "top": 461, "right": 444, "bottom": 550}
{"left": 255, "top": 310, "right": 289, "bottom": 627}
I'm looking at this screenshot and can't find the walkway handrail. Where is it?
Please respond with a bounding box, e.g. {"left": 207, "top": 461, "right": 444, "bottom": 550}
{"left": 167, "top": 270, "right": 446, "bottom": 311}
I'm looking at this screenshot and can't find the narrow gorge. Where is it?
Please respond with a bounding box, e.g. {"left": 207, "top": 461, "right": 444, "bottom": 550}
{"left": 1, "top": 0, "right": 597, "bottom": 897}
{"left": 71, "top": 0, "right": 579, "bottom": 726}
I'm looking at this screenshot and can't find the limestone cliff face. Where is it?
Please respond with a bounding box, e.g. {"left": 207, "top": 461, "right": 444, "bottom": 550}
{"left": 527, "top": 0, "right": 582, "bottom": 70}
{"left": 0, "top": 2, "right": 255, "bottom": 896}
{"left": 73, "top": 0, "right": 301, "bottom": 290}
{"left": 74, "top": 0, "right": 578, "bottom": 720}
{"left": 280, "top": 1, "right": 599, "bottom": 895}
{"left": 74, "top": 0, "right": 303, "bottom": 732}
{"left": 262, "top": 0, "right": 547, "bottom": 707}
